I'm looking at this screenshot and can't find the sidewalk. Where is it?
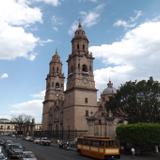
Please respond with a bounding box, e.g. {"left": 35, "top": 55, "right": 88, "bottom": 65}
{"left": 121, "top": 153, "right": 160, "bottom": 160}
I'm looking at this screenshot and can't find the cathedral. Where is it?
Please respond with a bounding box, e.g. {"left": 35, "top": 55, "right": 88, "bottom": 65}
{"left": 42, "top": 23, "right": 117, "bottom": 139}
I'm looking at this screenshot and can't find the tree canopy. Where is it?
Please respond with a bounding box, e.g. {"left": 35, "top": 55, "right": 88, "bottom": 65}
{"left": 106, "top": 77, "right": 160, "bottom": 123}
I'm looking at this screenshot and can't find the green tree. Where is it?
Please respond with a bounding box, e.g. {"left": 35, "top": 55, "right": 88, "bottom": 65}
{"left": 106, "top": 77, "right": 160, "bottom": 123}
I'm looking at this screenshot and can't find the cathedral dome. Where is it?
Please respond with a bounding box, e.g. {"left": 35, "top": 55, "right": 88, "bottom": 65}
{"left": 102, "top": 81, "right": 117, "bottom": 95}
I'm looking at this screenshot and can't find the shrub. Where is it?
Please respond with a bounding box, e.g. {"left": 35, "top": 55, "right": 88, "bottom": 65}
{"left": 116, "top": 123, "right": 160, "bottom": 152}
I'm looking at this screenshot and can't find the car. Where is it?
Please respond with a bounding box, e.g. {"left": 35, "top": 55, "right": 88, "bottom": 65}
{"left": 7, "top": 143, "right": 23, "bottom": 159}
{"left": 33, "top": 138, "right": 41, "bottom": 144}
{"left": 0, "top": 139, "right": 5, "bottom": 146}
{"left": 4, "top": 140, "right": 13, "bottom": 149}
{"left": 40, "top": 137, "right": 51, "bottom": 146}
{"left": 0, "top": 153, "right": 7, "bottom": 160}
{"left": 20, "top": 151, "right": 37, "bottom": 160}
{"left": 24, "top": 136, "right": 33, "bottom": 142}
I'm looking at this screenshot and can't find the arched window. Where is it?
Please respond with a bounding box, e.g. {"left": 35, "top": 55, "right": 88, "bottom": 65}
{"left": 83, "top": 44, "right": 85, "bottom": 50}
{"left": 57, "top": 67, "right": 59, "bottom": 73}
{"left": 56, "top": 83, "right": 60, "bottom": 88}
{"left": 70, "top": 65, "right": 74, "bottom": 73}
{"left": 77, "top": 44, "right": 79, "bottom": 50}
{"left": 53, "top": 67, "right": 55, "bottom": 73}
{"left": 78, "top": 63, "right": 80, "bottom": 69}
{"left": 82, "top": 64, "right": 88, "bottom": 72}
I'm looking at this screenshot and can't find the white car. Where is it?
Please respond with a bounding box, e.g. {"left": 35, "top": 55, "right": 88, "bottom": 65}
{"left": 0, "top": 153, "right": 7, "bottom": 160}
{"left": 33, "top": 138, "right": 41, "bottom": 144}
{"left": 20, "top": 151, "right": 37, "bottom": 160}
{"left": 25, "top": 136, "right": 32, "bottom": 141}
{"left": 40, "top": 137, "right": 51, "bottom": 146}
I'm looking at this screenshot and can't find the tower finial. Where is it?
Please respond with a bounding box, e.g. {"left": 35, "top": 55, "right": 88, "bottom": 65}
{"left": 107, "top": 80, "right": 113, "bottom": 88}
{"left": 55, "top": 48, "right": 58, "bottom": 54}
{"left": 78, "top": 18, "right": 82, "bottom": 28}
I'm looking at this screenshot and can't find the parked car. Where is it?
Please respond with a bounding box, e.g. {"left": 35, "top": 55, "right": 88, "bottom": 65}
{"left": 0, "top": 153, "right": 7, "bottom": 160}
{"left": 40, "top": 137, "right": 51, "bottom": 146}
{"left": 33, "top": 138, "right": 41, "bottom": 144}
{"left": 0, "top": 139, "right": 5, "bottom": 146}
{"left": 4, "top": 140, "right": 13, "bottom": 150}
{"left": 24, "top": 136, "right": 33, "bottom": 142}
{"left": 20, "top": 151, "right": 37, "bottom": 160}
{"left": 7, "top": 143, "right": 23, "bottom": 159}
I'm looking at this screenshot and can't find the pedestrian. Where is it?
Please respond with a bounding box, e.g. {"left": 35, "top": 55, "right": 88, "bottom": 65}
{"left": 108, "top": 156, "right": 116, "bottom": 160}
{"left": 120, "top": 145, "right": 124, "bottom": 154}
{"left": 66, "top": 141, "right": 70, "bottom": 150}
{"left": 155, "top": 145, "right": 159, "bottom": 153}
{"left": 131, "top": 147, "right": 135, "bottom": 156}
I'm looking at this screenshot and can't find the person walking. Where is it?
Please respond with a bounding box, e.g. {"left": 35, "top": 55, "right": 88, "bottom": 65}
{"left": 131, "top": 147, "right": 135, "bottom": 156}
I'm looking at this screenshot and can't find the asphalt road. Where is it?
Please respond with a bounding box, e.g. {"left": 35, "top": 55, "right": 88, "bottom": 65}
{"left": 3, "top": 136, "right": 92, "bottom": 160}
{"left": 2, "top": 136, "right": 160, "bottom": 160}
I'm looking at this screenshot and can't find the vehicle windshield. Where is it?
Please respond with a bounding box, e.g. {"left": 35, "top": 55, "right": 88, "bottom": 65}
{"left": 11, "top": 144, "right": 23, "bottom": 149}
{"left": 0, "top": 154, "right": 5, "bottom": 159}
{"left": 23, "top": 153, "right": 35, "bottom": 158}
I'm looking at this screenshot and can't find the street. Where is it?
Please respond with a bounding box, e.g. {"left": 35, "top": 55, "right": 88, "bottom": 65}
{"left": 1, "top": 136, "right": 160, "bottom": 160}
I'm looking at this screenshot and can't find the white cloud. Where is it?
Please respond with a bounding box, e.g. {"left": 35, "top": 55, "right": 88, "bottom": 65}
{"left": 113, "top": 20, "right": 135, "bottom": 29}
{"left": 8, "top": 90, "right": 45, "bottom": 123}
{"left": 0, "top": 0, "right": 42, "bottom": 60}
{"left": 52, "top": 16, "right": 63, "bottom": 31}
{"left": 0, "top": 0, "right": 42, "bottom": 26}
{"left": 69, "top": 4, "right": 104, "bottom": 35}
{"left": 88, "top": 0, "right": 97, "bottom": 2}
{"left": 130, "top": 10, "right": 143, "bottom": 22}
{"left": 32, "top": 90, "right": 45, "bottom": 99}
{"left": 39, "top": 39, "right": 54, "bottom": 46}
{"left": 0, "top": 22, "right": 39, "bottom": 60}
{"left": 0, "top": 90, "right": 45, "bottom": 123}
{"left": 81, "top": 4, "right": 104, "bottom": 27}
{"left": 68, "top": 21, "right": 79, "bottom": 36}
{"left": 79, "top": 0, "right": 98, "bottom": 3}
{"left": 0, "top": 73, "right": 9, "bottom": 79}
{"left": 35, "top": 0, "right": 60, "bottom": 6}
{"left": 114, "top": 10, "right": 142, "bottom": 29}
{"left": 80, "top": 11, "right": 100, "bottom": 27}
{"left": 90, "top": 19, "right": 160, "bottom": 94}
{"left": 10, "top": 99, "right": 43, "bottom": 123}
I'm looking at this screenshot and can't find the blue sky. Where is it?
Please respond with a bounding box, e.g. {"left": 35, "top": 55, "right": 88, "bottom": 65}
{"left": 0, "top": 0, "right": 160, "bottom": 123}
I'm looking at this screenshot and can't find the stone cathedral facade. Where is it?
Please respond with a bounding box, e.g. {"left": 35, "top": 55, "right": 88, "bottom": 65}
{"left": 42, "top": 23, "right": 117, "bottom": 139}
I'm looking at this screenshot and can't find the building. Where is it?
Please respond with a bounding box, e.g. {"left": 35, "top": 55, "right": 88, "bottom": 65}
{"left": 63, "top": 23, "right": 98, "bottom": 138}
{"left": 0, "top": 119, "right": 16, "bottom": 135}
{"left": 87, "top": 80, "right": 118, "bottom": 138}
{"left": 0, "top": 118, "right": 42, "bottom": 136}
{"left": 42, "top": 51, "right": 64, "bottom": 133}
{"left": 42, "top": 23, "right": 117, "bottom": 139}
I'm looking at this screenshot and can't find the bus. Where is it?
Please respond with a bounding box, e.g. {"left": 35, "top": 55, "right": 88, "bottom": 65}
{"left": 77, "top": 136, "right": 120, "bottom": 160}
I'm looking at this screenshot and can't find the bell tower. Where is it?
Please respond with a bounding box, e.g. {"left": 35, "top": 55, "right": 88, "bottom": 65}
{"left": 63, "top": 23, "right": 98, "bottom": 135}
{"left": 42, "top": 51, "right": 64, "bottom": 131}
